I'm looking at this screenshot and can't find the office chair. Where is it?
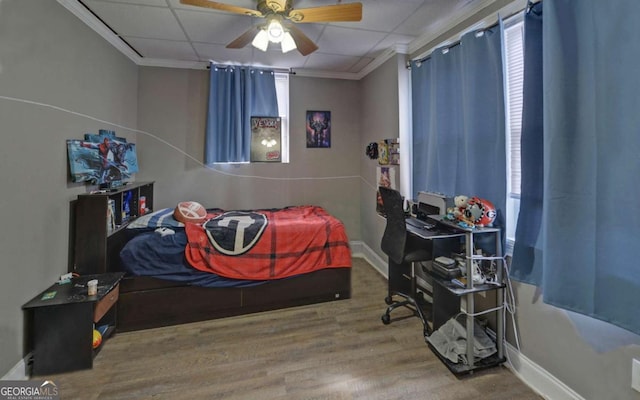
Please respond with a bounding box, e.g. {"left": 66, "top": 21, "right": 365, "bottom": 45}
{"left": 378, "top": 186, "right": 432, "bottom": 336}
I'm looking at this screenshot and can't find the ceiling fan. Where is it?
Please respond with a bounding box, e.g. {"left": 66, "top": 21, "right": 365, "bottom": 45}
{"left": 180, "top": 0, "right": 363, "bottom": 56}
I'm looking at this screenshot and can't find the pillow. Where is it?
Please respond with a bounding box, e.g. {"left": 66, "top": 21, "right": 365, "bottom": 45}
{"left": 173, "top": 201, "right": 207, "bottom": 224}
{"left": 127, "top": 208, "right": 185, "bottom": 229}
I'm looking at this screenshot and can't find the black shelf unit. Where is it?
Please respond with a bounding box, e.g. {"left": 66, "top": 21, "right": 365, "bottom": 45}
{"left": 406, "top": 216, "right": 506, "bottom": 374}
{"left": 22, "top": 273, "right": 124, "bottom": 375}
{"left": 427, "top": 217, "right": 506, "bottom": 374}
{"left": 73, "top": 181, "right": 154, "bottom": 274}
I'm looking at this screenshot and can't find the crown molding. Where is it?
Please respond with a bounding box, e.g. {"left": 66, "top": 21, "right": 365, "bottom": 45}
{"left": 409, "top": 0, "right": 522, "bottom": 60}
{"left": 408, "top": 0, "right": 496, "bottom": 55}
{"left": 137, "top": 58, "right": 209, "bottom": 70}
{"left": 57, "top": 0, "right": 142, "bottom": 63}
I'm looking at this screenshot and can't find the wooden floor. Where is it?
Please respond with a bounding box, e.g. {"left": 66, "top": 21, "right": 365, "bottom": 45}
{"left": 44, "top": 258, "right": 542, "bottom": 400}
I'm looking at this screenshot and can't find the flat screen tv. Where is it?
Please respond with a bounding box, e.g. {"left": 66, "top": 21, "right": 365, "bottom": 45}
{"left": 67, "top": 129, "right": 138, "bottom": 187}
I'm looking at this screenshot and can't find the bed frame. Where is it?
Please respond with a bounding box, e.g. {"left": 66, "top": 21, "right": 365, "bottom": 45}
{"left": 71, "top": 189, "right": 352, "bottom": 332}
{"left": 109, "top": 227, "right": 351, "bottom": 332}
{"left": 116, "top": 266, "right": 351, "bottom": 332}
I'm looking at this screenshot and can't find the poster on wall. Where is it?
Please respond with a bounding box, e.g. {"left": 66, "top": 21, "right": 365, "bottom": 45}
{"left": 67, "top": 129, "right": 138, "bottom": 186}
{"left": 376, "top": 166, "right": 397, "bottom": 215}
{"left": 250, "top": 116, "right": 282, "bottom": 162}
{"left": 306, "top": 110, "right": 331, "bottom": 148}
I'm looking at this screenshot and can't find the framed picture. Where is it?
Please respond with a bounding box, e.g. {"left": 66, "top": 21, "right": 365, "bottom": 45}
{"left": 250, "top": 116, "right": 282, "bottom": 162}
{"left": 306, "top": 111, "right": 331, "bottom": 148}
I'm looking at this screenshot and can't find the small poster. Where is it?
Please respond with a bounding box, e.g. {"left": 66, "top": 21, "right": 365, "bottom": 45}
{"left": 376, "top": 166, "right": 397, "bottom": 215}
{"left": 306, "top": 111, "right": 331, "bottom": 148}
{"left": 250, "top": 116, "right": 282, "bottom": 162}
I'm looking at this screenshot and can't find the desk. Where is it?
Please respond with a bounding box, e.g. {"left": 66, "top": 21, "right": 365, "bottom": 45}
{"left": 405, "top": 216, "right": 506, "bottom": 374}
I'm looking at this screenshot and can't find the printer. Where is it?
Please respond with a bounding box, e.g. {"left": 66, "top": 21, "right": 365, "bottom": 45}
{"left": 415, "top": 191, "right": 454, "bottom": 222}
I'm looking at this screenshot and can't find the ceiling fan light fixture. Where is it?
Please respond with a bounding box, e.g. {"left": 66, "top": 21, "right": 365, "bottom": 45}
{"left": 252, "top": 29, "right": 269, "bottom": 51}
{"left": 281, "top": 31, "right": 297, "bottom": 53}
{"left": 193, "top": 0, "right": 363, "bottom": 56}
{"left": 267, "top": 19, "right": 284, "bottom": 43}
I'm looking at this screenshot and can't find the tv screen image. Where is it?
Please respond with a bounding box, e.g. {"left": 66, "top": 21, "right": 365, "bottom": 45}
{"left": 67, "top": 129, "right": 138, "bottom": 185}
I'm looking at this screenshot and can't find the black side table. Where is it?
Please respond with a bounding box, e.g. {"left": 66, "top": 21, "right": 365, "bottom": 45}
{"left": 23, "top": 272, "right": 124, "bottom": 375}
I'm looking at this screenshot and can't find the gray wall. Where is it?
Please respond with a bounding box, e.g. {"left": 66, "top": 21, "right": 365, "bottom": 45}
{"left": 0, "top": 0, "right": 138, "bottom": 375}
{"left": 359, "top": 56, "right": 402, "bottom": 266}
{"left": 508, "top": 280, "right": 640, "bottom": 399}
{"left": 136, "top": 68, "right": 361, "bottom": 239}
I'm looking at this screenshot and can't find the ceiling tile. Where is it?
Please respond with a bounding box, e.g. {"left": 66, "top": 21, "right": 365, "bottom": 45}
{"left": 193, "top": 42, "right": 255, "bottom": 64}
{"left": 83, "top": 0, "right": 187, "bottom": 40}
{"left": 255, "top": 49, "right": 310, "bottom": 70}
{"left": 168, "top": 0, "right": 258, "bottom": 12}
{"left": 303, "top": 53, "right": 361, "bottom": 72}
{"left": 331, "top": 0, "right": 424, "bottom": 32}
{"left": 124, "top": 37, "right": 199, "bottom": 60}
{"left": 315, "top": 26, "right": 387, "bottom": 57}
{"left": 92, "top": 0, "right": 168, "bottom": 6}
{"left": 176, "top": 9, "right": 255, "bottom": 44}
{"left": 394, "top": 0, "right": 465, "bottom": 36}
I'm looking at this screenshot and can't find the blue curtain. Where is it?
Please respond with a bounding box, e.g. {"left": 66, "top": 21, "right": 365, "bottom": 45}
{"left": 511, "top": 2, "right": 544, "bottom": 283}
{"left": 205, "top": 65, "right": 278, "bottom": 163}
{"left": 511, "top": 0, "right": 640, "bottom": 335}
{"left": 411, "top": 28, "right": 506, "bottom": 227}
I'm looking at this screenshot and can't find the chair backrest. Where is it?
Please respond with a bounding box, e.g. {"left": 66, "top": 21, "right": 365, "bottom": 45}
{"left": 379, "top": 186, "right": 407, "bottom": 265}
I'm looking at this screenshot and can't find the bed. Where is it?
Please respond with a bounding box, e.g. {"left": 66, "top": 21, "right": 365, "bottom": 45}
{"left": 109, "top": 205, "right": 352, "bottom": 332}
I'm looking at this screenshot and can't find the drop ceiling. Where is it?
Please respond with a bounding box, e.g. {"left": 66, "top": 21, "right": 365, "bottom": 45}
{"left": 58, "top": 0, "right": 521, "bottom": 79}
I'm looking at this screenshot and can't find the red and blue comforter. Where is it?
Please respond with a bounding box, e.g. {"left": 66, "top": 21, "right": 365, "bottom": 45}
{"left": 185, "top": 205, "right": 352, "bottom": 280}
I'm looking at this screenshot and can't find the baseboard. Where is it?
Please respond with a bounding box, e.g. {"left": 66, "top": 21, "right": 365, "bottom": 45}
{"left": 2, "top": 353, "right": 31, "bottom": 381}
{"left": 504, "top": 342, "right": 584, "bottom": 400}
{"left": 349, "top": 240, "right": 387, "bottom": 278}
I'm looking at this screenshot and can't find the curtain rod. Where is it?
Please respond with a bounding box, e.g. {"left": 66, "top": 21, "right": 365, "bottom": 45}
{"left": 206, "top": 63, "right": 294, "bottom": 74}
{"left": 411, "top": 0, "right": 538, "bottom": 65}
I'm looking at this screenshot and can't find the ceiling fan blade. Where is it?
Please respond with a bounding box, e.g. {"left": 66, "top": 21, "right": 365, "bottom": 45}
{"left": 226, "top": 26, "right": 261, "bottom": 49}
{"left": 180, "top": 0, "right": 263, "bottom": 17}
{"left": 286, "top": 24, "right": 318, "bottom": 56}
{"left": 288, "top": 2, "right": 362, "bottom": 23}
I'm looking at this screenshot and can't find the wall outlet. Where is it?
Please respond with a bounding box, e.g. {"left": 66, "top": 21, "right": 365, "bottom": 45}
{"left": 632, "top": 358, "right": 640, "bottom": 393}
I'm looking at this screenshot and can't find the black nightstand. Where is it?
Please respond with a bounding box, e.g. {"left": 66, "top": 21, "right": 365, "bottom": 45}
{"left": 22, "top": 272, "right": 124, "bottom": 375}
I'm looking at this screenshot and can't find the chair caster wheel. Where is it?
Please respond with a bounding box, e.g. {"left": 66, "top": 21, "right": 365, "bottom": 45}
{"left": 384, "top": 296, "right": 393, "bottom": 305}
{"left": 381, "top": 314, "right": 391, "bottom": 325}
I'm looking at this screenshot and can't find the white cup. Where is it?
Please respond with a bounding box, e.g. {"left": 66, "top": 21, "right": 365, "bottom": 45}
{"left": 87, "top": 279, "right": 98, "bottom": 296}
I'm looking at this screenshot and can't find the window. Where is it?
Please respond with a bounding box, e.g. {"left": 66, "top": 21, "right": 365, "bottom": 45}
{"left": 503, "top": 14, "right": 525, "bottom": 254}
{"left": 206, "top": 68, "right": 289, "bottom": 164}
{"left": 274, "top": 72, "right": 290, "bottom": 163}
